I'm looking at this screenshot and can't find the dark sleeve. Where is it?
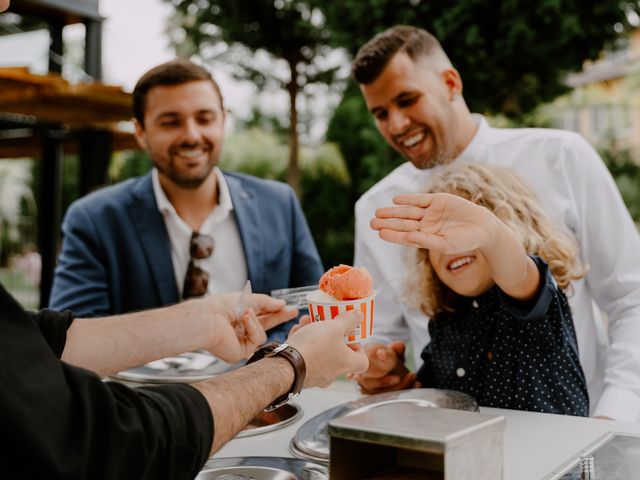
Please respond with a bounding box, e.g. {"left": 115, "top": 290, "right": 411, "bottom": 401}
{"left": 416, "top": 342, "right": 436, "bottom": 387}
{"left": 1, "top": 285, "right": 213, "bottom": 479}
{"left": 496, "top": 256, "right": 557, "bottom": 321}
{"left": 25, "top": 308, "right": 75, "bottom": 358}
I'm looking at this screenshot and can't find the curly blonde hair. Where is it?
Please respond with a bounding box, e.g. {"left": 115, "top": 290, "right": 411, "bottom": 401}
{"left": 411, "top": 163, "right": 587, "bottom": 317}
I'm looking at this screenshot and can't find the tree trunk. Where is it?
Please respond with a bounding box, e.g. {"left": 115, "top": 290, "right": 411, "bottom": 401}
{"left": 286, "top": 61, "right": 300, "bottom": 197}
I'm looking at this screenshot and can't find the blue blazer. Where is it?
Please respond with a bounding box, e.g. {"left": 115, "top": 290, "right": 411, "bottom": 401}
{"left": 49, "top": 171, "right": 324, "bottom": 342}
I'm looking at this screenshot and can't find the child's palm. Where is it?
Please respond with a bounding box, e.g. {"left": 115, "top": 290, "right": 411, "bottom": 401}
{"left": 372, "top": 193, "right": 489, "bottom": 252}
{"left": 414, "top": 194, "right": 487, "bottom": 253}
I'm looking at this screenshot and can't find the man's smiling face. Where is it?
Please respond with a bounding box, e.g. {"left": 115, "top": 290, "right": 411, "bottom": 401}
{"left": 361, "top": 52, "right": 459, "bottom": 169}
{"left": 134, "top": 79, "right": 225, "bottom": 189}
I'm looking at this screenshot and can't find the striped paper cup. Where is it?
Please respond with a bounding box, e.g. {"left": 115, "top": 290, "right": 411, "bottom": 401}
{"left": 306, "top": 291, "right": 376, "bottom": 343}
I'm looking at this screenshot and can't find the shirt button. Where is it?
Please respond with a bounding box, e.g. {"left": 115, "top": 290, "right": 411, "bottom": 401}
{"left": 456, "top": 368, "right": 465, "bottom": 377}
{"left": 472, "top": 300, "right": 479, "bottom": 308}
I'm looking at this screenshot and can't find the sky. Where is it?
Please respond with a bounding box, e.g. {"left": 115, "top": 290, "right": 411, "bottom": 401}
{"left": 100, "top": 0, "right": 256, "bottom": 119}
{"left": 101, "top": 0, "right": 174, "bottom": 90}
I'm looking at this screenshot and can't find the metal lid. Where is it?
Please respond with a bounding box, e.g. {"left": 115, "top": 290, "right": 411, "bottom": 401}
{"left": 291, "top": 388, "right": 478, "bottom": 461}
{"left": 111, "top": 351, "right": 232, "bottom": 384}
{"left": 196, "top": 456, "right": 328, "bottom": 480}
{"left": 236, "top": 403, "right": 303, "bottom": 438}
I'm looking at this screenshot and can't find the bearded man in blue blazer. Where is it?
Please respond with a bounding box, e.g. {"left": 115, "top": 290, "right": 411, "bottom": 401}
{"left": 49, "top": 59, "right": 323, "bottom": 342}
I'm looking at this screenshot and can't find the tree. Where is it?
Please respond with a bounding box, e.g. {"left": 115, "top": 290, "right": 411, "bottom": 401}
{"left": 315, "top": 0, "right": 637, "bottom": 117}
{"left": 165, "top": 0, "right": 348, "bottom": 195}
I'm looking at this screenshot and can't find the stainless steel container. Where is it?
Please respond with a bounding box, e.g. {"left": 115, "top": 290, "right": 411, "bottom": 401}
{"left": 196, "top": 456, "right": 328, "bottom": 480}
{"left": 291, "top": 388, "right": 478, "bottom": 463}
{"left": 236, "top": 403, "right": 303, "bottom": 438}
{"left": 328, "top": 402, "right": 505, "bottom": 480}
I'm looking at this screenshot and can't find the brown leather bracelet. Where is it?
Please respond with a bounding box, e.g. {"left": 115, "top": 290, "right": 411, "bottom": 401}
{"left": 246, "top": 342, "right": 306, "bottom": 411}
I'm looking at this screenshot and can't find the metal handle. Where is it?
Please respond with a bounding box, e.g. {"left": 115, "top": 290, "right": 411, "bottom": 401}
{"left": 579, "top": 455, "right": 595, "bottom": 480}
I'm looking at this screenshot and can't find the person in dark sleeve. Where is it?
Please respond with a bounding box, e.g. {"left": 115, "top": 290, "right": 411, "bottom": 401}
{"left": 359, "top": 163, "right": 589, "bottom": 416}
{"left": 1, "top": 282, "right": 367, "bottom": 479}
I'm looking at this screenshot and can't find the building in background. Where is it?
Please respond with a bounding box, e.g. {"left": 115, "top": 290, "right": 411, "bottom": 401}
{"left": 0, "top": 0, "right": 137, "bottom": 307}
{"left": 545, "top": 30, "right": 640, "bottom": 159}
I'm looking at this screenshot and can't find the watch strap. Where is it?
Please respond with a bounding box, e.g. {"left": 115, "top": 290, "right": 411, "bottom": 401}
{"left": 246, "top": 342, "right": 306, "bottom": 411}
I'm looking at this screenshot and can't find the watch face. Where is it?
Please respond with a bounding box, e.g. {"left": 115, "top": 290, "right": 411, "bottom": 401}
{"left": 272, "top": 343, "right": 289, "bottom": 355}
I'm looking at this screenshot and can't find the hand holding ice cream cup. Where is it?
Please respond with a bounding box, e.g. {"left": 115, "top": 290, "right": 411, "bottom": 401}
{"left": 306, "top": 264, "right": 376, "bottom": 343}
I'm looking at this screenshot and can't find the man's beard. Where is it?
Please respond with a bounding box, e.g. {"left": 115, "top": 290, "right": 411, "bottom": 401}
{"left": 413, "top": 144, "right": 456, "bottom": 170}
{"left": 154, "top": 156, "right": 215, "bottom": 189}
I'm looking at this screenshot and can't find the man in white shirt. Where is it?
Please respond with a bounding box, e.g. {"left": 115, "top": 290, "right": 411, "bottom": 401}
{"left": 50, "top": 60, "right": 323, "bottom": 343}
{"left": 351, "top": 25, "right": 640, "bottom": 421}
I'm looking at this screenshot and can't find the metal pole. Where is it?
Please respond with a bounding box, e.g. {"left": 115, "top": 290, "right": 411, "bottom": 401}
{"left": 37, "top": 131, "right": 64, "bottom": 308}
{"left": 84, "top": 19, "right": 103, "bottom": 80}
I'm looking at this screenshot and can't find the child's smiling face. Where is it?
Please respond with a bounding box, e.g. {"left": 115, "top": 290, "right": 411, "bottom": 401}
{"left": 428, "top": 249, "right": 495, "bottom": 297}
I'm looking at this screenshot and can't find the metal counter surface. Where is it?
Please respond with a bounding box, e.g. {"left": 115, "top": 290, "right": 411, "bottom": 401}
{"left": 213, "top": 387, "right": 640, "bottom": 479}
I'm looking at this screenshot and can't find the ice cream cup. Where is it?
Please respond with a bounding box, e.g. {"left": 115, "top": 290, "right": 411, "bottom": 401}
{"left": 306, "top": 290, "right": 376, "bottom": 343}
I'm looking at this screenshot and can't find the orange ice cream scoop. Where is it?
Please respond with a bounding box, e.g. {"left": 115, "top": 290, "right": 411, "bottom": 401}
{"left": 319, "top": 264, "right": 373, "bottom": 301}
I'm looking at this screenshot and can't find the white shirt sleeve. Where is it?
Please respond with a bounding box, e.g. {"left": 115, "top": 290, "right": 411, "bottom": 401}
{"left": 566, "top": 135, "right": 640, "bottom": 421}
{"left": 354, "top": 196, "right": 412, "bottom": 346}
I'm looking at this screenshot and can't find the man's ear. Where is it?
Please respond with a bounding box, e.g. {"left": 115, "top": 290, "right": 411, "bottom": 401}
{"left": 441, "top": 68, "right": 463, "bottom": 100}
{"left": 133, "top": 118, "right": 147, "bottom": 150}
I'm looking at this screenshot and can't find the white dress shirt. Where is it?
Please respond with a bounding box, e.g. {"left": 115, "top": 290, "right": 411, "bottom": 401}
{"left": 355, "top": 115, "right": 640, "bottom": 421}
{"left": 152, "top": 167, "right": 248, "bottom": 297}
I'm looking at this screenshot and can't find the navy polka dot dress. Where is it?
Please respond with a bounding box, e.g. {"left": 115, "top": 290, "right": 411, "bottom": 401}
{"left": 417, "top": 256, "right": 589, "bottom": 416}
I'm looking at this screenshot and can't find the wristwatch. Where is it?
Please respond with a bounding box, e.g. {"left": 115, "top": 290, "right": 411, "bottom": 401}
{"left": 246, "top": 342, "right": 306, "bottom": 411}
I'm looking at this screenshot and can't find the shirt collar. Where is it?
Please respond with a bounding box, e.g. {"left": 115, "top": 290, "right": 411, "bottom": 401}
{"left": 214, "top": 167, "right": 234, "bottom": 215}
{"left": 152, "top": 167, "right": 234, "bottom": 217}
{"left": 455, "top": 114, "right": 490, "bottom": 164}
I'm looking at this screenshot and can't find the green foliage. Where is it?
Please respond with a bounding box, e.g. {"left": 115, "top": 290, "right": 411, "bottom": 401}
{"left": 221, "top": 128, "right": 289, "bottom": 178}
{"left": 109, "top": 151, "right": 152, "bottom": 184}
{"left": 598, "top": 144, "right": 640, "bottom": 222}
{"left": 314, "top": 0, "right": 637, "bottom": 117}
{"left": 299, "top": 142, "right": 353, "bottom": 267}
{"left": 240, "top": 106, "right": 289, "bottom": 141}
{"left": 0, "top": 160, "right": 36, "bottom": 265}
{"left": 220, "top": 129, "right": 353, "bottom": 267}
{"left": 167, "top": 0, "right": 330, "bottom": 67}
{"left": 326, "top": 83, "right": 404, "bottom": 204}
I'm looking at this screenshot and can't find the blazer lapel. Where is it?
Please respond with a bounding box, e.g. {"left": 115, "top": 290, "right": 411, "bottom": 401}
{"left": 225, "top": 173, "right": 265, "bottom": 292}
{"left": 129, "top": 173, "right": 180, "bottom": 305}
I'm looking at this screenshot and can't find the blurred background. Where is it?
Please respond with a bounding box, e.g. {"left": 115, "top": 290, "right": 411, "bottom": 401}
{"left": 1, "top": 0, "right": 640, "bottom": 309}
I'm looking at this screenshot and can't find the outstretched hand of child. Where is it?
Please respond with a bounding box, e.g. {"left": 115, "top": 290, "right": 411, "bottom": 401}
{"left": 371, "top": 193, "right": 494, "bottom": 253}
{"left": 348, "top": 341, "right": 418, "bottom": 394}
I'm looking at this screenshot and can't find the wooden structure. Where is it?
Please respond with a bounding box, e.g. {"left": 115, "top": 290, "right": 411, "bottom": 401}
{"left": 0, "top": 0, "right": 140, "bottom": 307}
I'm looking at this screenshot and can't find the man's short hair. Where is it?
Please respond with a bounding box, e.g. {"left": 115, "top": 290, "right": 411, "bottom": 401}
{"left": 352, "top": 25, "right": 450, "bottom": 84}
{"left": 132, "top": 59, "right": 224, "bottom": 126}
